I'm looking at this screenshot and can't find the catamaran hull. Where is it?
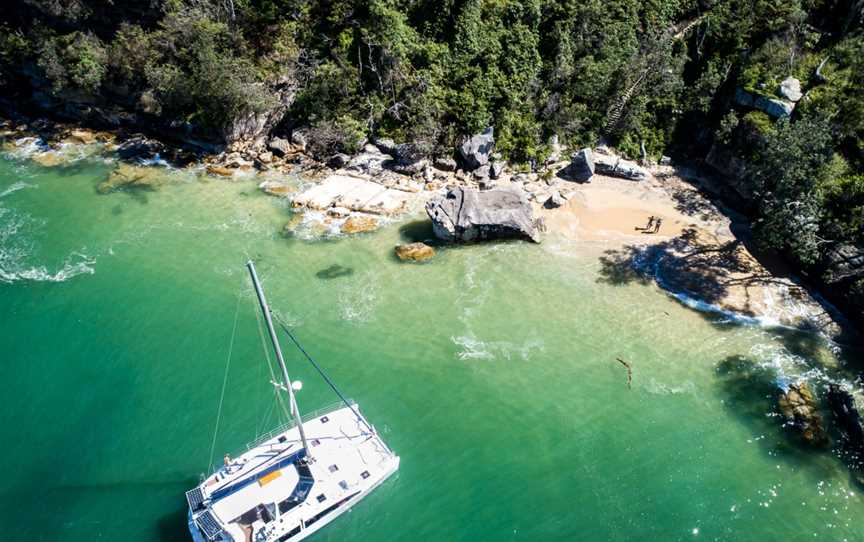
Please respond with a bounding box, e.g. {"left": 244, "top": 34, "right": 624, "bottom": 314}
{"left": 188, "top": 456, "right": 399, "bottom": 542}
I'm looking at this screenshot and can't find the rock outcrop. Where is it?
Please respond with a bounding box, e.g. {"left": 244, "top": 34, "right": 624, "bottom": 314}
{"left": 434, "top": 157, "right": 457, "bottom": 171}
{"left": 292, "top": 174, "right": 415, "bottom": 215}
{"left": 390, "top": 143, "right": 429, "bottom": 175}
{"left": 116, "top": 135, "right": 166, "bottom": 161}
{"left": 827, "top": 385, "right": 864, "bottom": 450}
{"left": 395, "top": 242, "right": 436, "bottom": 262}
{"left": 425, "top": 186, "right": 540, "bottom": 243}
{"left": 458, "top": 127, "right": 494, "bottom": 171}
{"left": 735, "top": 88, "right": 795, "bottom": 119}
{"left": 268, "top": 137, "right": 292, "bottom": 157}
{"left": 593, "top": 152, "right": 650, "bottom": 181}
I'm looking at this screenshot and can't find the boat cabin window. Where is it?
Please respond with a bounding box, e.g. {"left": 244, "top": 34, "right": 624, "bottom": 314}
{"left": 361, "top": 471, "right": 370, "bottom": 480}
{"left": 311, "top": 439, "right": 321, "bottom": 447}
{"left": 277, "top": 525, "right": 302, "bottom": 541}
{"left": 320, "top": 416, "right": 330, "bottom": 423}
{"left": 263, "top": 503, "right": 277, "bottom": 523}
{"left": 328, "top": 464, "right": 339, "bottom": 473}
{"left": 339, "top": 480, "right": 348, "bottom": 490}
{"left": 316, "top": 494, "right": 327, "bottom": 503}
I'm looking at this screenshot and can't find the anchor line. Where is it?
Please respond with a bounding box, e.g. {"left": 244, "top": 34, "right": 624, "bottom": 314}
{"left": 273, "top": 314, "right": 376, "bottom": 436}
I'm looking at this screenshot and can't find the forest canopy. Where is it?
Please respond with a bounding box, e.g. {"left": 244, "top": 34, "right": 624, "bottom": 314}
{"left": 1, "top": 0, "right": 863, "bottom": 266}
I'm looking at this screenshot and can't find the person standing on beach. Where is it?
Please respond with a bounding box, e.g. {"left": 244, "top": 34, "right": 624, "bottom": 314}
{"left": 642, "top": 216, "right": 655, "bottom": 231}
{"left": 653, "top": 217, "right": 663, "bottom": 233}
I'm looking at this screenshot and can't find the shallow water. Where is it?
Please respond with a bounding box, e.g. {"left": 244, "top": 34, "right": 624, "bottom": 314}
{"left": 1, "top": 150, "right": 862, "bottom": 541}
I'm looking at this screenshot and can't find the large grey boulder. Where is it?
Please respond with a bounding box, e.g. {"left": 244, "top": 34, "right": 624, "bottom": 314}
{"left": 458, "top": 127, "right": 494, "bottom": 171}
{"left": 594, "top": 153, "right": 650, "bottom": 181}
{"left": 426, "top": 186, "right": 540, "bottom": 243}
{"left": 567, "top": 148, "right": 595, "bottom": 182}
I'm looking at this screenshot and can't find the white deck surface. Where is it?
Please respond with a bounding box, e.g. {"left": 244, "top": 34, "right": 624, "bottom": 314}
{"left": 190, "top": 404, "right": 399, "bottom": 542}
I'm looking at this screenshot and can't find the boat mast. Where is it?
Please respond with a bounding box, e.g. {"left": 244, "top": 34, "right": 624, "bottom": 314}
{"left": 246, "top": 261, "right": 312, "bottom": 460}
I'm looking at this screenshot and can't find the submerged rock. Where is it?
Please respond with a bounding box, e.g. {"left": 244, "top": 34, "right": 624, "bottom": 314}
{"left": 259, "top": 180, "right": 295, "bottom": 197}
{"left": 206, "top": 165, "right": 235, "bottom": 177}
{"left": 395, "top": 242, "right": 436, "bottom": 262}
{"left": 425, "top": 186, "right": 540, "bottom": 243}
{"left": 31, "top": 152, "right": 66, "bottom": 168}
{"left": 458, "top": 127, "right": 494, "bottom": 171}
{"left": 341, "top": 214, "right": 379, "bottom": 234}
{"left": 778, "top": 383, "right": 828, "bottom": 446}
{"left": 98, "top": 163, "right": 165, "bottom": 193}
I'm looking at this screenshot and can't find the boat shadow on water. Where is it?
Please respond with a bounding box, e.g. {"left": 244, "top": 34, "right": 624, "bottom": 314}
{"left": 157, "top": 505, "right": 192, "bottom": 542}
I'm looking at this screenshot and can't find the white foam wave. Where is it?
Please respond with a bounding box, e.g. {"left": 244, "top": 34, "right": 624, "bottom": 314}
{"left": 451, "top": 333, "right": 545, "bottom": 362}
{"left": 337, "top": 272, "right": 380, "bottom": 323}
{"left": 0, "top": 251, "right": 95, "bottom": 284}
{"left": 137, "top": 153, "right": 170, "bottom": 167}
{"left": 0, "top": 181, "right": 34, "bottom": 199}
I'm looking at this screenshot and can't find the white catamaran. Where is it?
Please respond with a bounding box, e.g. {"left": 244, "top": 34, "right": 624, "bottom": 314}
{"left": 187, "top": 261, "right": 400, "bottom": 542}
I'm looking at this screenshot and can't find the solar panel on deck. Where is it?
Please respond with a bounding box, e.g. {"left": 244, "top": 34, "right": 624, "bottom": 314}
{"left": 186, "top": 487, "right": 204, "bottom": 512}
{"left": 196, "top": 510, "right": 224, "bottom": 540}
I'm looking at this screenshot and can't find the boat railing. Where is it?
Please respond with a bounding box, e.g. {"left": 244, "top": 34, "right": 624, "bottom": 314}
{"left": 245, "top": 399, "right": 358, "bottom": 451}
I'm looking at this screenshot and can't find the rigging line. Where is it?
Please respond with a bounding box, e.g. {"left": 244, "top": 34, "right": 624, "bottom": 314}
{"left": 208, "top": 288, "right": 243, "bottom": 473}
{"left": 273, "top": 315, "right": 375, "bottom": 435}
{"left": 251, "top": 284, "right": 292, "bottom": 423}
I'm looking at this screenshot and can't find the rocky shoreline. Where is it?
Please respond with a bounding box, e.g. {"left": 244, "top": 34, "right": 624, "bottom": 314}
{"left": 0, "top": 114, "right": 855, "bottom": 340}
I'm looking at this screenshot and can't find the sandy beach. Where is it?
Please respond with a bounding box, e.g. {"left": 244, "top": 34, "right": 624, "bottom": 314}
{"left": 537, "top": 166, "right": 845, "bottom": 337}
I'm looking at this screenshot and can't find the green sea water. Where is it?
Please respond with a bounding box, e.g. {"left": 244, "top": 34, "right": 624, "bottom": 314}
{"left": 1, "top": 147, "right": 862, "bottom": 541}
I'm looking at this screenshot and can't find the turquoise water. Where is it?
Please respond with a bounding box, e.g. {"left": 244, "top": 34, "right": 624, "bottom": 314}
{"left": 1, "top": 148, "right": 862, "bottom": 541}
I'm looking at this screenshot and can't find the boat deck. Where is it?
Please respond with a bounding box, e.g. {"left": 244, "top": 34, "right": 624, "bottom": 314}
{"left": 189, "top": 403, "right": 398, "bottom": 542}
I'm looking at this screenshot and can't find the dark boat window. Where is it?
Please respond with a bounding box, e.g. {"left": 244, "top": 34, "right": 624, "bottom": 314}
{"left": 304, "top": 492, "right": 361, "bottom": 528}
{"left": 316, "top": 494, "right": 327, "bottom": 503}
{"left": 339, "top": 480, "right": 348, "bottom": 490}
{"left": 328, "top": 464, "right": 339, "bottom": 473}
{"left": 278, "top": 436, "right": 287, "bottom": 443}
{"left": 264, "top": 503, "right": 277, "bottom": 523}
{"left": 361, "top": 470, "right": 370, "bottom": 479}
{"left": 311, "top": 439, "right": 321, "bottom": 447}
{"left": 277, "top": 525, "right": 302, "bottom": 541}
{"left": 320, "top": 416, "right": 330, "bottom": 423}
